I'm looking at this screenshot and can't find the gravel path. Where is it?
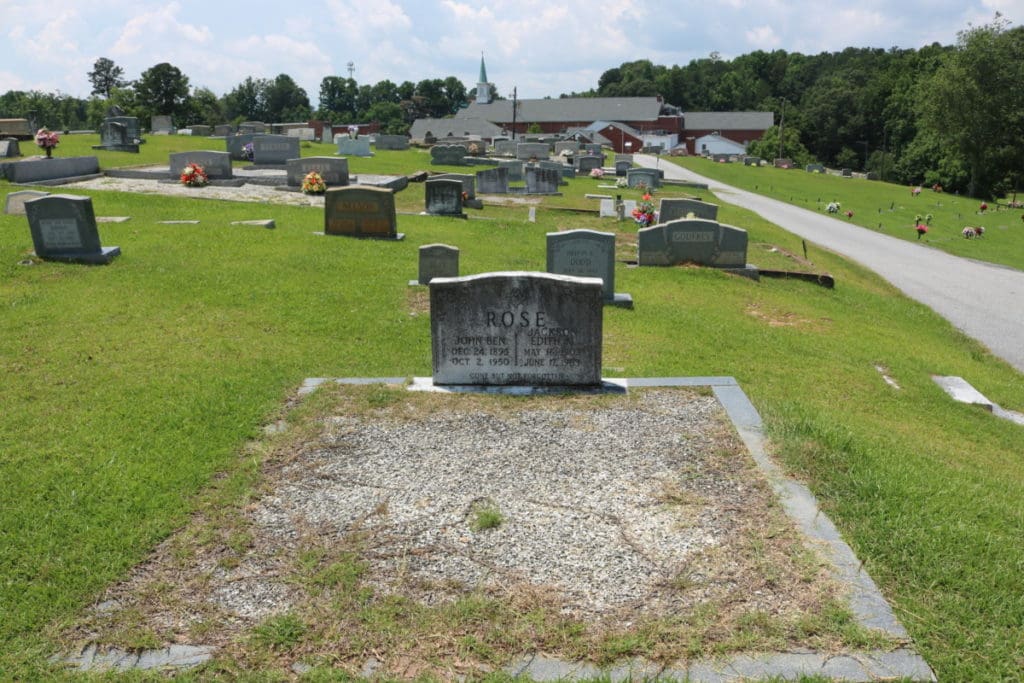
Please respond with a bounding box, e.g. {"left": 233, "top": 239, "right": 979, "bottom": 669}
{"left": 638, "top": 155, "right": 1024, "bottom": 374}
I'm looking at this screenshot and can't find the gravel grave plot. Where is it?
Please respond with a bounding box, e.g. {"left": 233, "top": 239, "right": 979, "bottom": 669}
{"left": 66, "top": 385, "right": 845, "bottom": 667}
{"left": 70, "top": 174, "right": 327, "bottom": 207}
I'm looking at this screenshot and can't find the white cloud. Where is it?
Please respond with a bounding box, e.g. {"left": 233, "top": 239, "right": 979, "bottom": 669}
{"left": 745, "top": 25, "right": 781, "bottom": 49}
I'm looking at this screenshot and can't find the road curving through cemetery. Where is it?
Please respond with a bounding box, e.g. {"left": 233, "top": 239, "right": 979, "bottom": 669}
{"left": 637, "top": 155, "right": 1024, "bottom": 375}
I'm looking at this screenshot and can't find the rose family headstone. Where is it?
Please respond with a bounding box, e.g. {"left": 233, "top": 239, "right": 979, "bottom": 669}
{"left": 429, "top": 271, "right": 604, "bottom": 386}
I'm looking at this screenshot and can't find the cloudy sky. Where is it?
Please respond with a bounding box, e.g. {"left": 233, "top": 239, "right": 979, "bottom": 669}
{"left": 1, "top": 0, "right": 1020, "bottom": 102}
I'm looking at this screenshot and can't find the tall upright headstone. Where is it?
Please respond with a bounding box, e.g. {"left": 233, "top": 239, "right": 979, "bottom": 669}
{"left": 286, "top": 156, "right": 349, "bottom": 187}
{"left": 24, "top": 194, "right": 120, "bottom": 264}
{"left": 546, "top": 229, "right": 632, "bottom": 307}
{"left": 424, "top": 178, "right": 466, "bottom": 217}
{"left": 323, "top": 186, "right": 402, "bottom": 240}
{"left": 476, "top": 166, "right": 509, "bottom": 194}
{"left": 417, "top": 244, "right": 459, "bottom": 285}
{"left": 429, "top": 272, "right": 604, "bottom": 386}
{"left": 251, "top": 134, "right": 299, "bottom": 165}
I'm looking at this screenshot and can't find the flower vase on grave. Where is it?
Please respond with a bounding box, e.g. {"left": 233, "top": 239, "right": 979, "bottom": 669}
{"left": 45, "top": 147, "right": 52, "bottom": 158}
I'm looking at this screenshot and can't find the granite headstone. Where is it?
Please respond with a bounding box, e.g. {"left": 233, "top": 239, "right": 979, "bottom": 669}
{"left": 418, "top": 243, "right": 459, "bottom": 284}
{"left": 24, "top": 194, "right": 120, "bottom": 264}
{"left": 324, "top": 186, "right": 401, "bottom": 239}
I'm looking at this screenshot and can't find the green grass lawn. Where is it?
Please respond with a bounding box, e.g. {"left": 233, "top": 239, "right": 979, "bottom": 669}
{"left": 671, "top": 156, "right": 1024, "bottom": 271}
{"left": 1, "top": 149, "right": 1023, "bottom": 679}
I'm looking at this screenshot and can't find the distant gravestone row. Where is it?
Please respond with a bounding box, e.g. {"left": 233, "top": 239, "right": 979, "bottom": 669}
{"left": 337, "top": 137, "right": 373, "bottom": 157}
{"left": 375, "top": 135, "right": 409, "bottom": 151}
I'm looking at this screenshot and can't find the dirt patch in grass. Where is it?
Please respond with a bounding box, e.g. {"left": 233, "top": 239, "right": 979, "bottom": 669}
{"left": 60, "top": 385, "right": 884, "bottom": 678}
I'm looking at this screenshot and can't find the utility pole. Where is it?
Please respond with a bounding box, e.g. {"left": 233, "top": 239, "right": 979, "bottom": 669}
{"left": 511, "top": 87, "right": 517, "bottom": 140}
{"left": 347, "top": 62, "right": 355, "bottom": 80}
{"left": 777, "top": 98, "right": 786, "bottom": 162}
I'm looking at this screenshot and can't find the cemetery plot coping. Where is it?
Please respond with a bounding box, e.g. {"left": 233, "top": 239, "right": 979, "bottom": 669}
{"left": 24, "top": 194, "right": 120, "bottom": 264}
{"left": 430, "top": 271, "right": 604, "bottom": 387}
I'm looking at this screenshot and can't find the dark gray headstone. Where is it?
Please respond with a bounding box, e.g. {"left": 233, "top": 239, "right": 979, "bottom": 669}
{"left": 614, "top": 160, "right": 630, "bottom": 176}
{"left": 626, "top": 168, "right": 660, "bottom": 189}
{"left": 476, "top": 166, "right": 509, "bottom": 194}
{"left": 429, "top": 271, "right": 603, "bottom": 386}
{"left": 168, "top": 151, "right": 233, "bottom": 179}
{"left": 5, "top": 156, "right": 100, "bottom": 184}
{"left": 5, "top": 190, "right": 49, "bottom": 215}
{"left": 252, "top": 135, "right": 299, "bottom": 165}
{"left": 418, "top": 244, "right": 459, "bottom": 284}
{"left": 615, "top": 154, "right": 633, "bottom": 164}
{"left": 105, "top": 116, "right": 141, "bottom": 142}
{"left": 806, "top": 163, "right": 825, "bottom": 173}
{"left": 658, "top": 198, "right": 719, "bottom": 222}
{"left": 577, "top": 155, "right": 602, "bottom": 173}
{"left": 286, "top": 156, "right": 349, "bottom": 187}
{"left": 190, "top": 125, "right": 212, "bottom": 137}
{"left": 546, "top": 229, "right": 617, "bottom": 301}
{"left": 425, "top": 178, "right": 465, "bottom": 217}
{"left": 497, "top": 159, "right": 523, "bottom": 181}
{"left": 841, "top": 168, "right": 852, "bottom": 177}
{"left": 324, "top": 186, "right": 400, "bottom": 239}
{"left": 24, "top": 194, "right": 120, "bottom": 264}
{"left": 743, "top": 156, "right": 760, "bottom": 166}
{"left": 213, "top": 124, "right": 233, "bottom": 136}
{"left": 286, "top": 127, "right": 315, "bottom": 141}
{"left": 431, "top": 173, "right": 475, "bottom": 199}
{"left": 638, "top": 218, "right": 747, "bottom": 268}
{"left": 430, "top": 144, "right": 467, "bottom": 166}
{"left": 375, "top": 134, "right": 409, "bottom": 151}
{"left": 525, "top": 167, "right": 560, "bottom": 194}
{"left": 584, "top": 144, "right": 602, "bottom": 156}
{"left": 516, "top": 142, "right": 550, "bottom": 161}
{"left": 225, "top": 133, "right": 255, "bottom": 160}
{"left": 94, "top": 119, "right": 139, "bottom": 152}
{"left": 337, "top": 137, "right": 372, "bottom": 157}
{"left": 538, "top": 160, "right": 571, "bottom": 183}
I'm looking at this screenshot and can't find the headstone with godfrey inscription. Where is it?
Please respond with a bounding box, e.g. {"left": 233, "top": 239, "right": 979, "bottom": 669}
{"left": 417, "top": 243, "right": 459, "bottom": 285}
{"left": 429, "top": 271, "right": 604, "bottom": 386}
{"left": 169, "top": 151, "right": 233, "bottom": 179}
{"left": 658, "top": 198, "right": 719, "bottom": 222}
{"left": 252, "top": 135, "right": 299, "bottom": 165}
{"left": 24, "top": 194, "right": 120, "bottom": 264}
{"left": 637, "top": 218, "right": 748, "bottom": 268}
{"left": 375, "top": 134, "right": 410, "bottom": 151}
{"left": 286, "top": 156, "right": 349, "bottom": 187}
{"left": 476, "top": 166, "right": 509, "bottom": 194}
{"left": 337, "top": 137, "right": 373, "bottom": 157}
{"left": 323, "top": 186, "right": 402, "bottom": 240}
{"left": 430, "top": 144, "right": 467, "bottom": 166}
{"left": 547, "top": 229, "right": 631, "bottom": 307}
{"left": 425, "top": 178, "right": 466, "bottom": 217}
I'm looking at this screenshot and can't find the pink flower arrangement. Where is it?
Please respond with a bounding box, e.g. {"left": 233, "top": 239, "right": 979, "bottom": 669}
{"left": 845, "top": 210, "right": 854, "bottom": 219}
{"left": 35, "top": 127, "right": 60, "bottom": 149}
{"left": 915, "top": 224, "right": 928, "bottom": 239}
{"left": 589, "top": 167, "right": 604, "bottom": 178}
{"left": 911, "top": 186, "right": 922, "bottom": 196}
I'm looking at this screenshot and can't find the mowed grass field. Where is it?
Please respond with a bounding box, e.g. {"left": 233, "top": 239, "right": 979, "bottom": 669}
{"left": 1, "top": 138, "right": 1022, "bottom": 679}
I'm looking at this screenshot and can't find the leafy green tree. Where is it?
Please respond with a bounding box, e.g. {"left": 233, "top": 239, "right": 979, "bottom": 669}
{"left": 318, "top": 76, "right": 357, "bottom": 119}
{"left": 87, "top": 57, "right": 126, "bottom": 99}
{"left": 223, "top": 77, "right": 270, "bottom": 122}
{"left": 919, "top": 16, "right": 1024, "bottom": 197}
{"left": 264, "top": 73, "right": 310, "bottom": 121}
{"left": 135, "top": 62, "right": 190, "bottom": 120}
{"left": 747, "top": 124, "right": 813, "bottom": 166}
{"left": 187, "top": 87, "right": 224, "bottom": 126}
{"left": 365, "top": 101, "right": 407, "bottom": 134}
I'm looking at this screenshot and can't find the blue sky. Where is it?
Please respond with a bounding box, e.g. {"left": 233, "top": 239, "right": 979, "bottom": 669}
{"left": 1, "top": 0, "right": 1020, "bottom": 102}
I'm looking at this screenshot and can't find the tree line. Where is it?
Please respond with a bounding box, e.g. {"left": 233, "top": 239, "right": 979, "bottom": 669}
{"left": 586, "top": 16, "right": 1023, "bottom": 198}
{"left": 0, "top": 59, "right": 473, "bottom": 139}
{"left": 2, "top": 16, "right": 1020, "bottom": 197}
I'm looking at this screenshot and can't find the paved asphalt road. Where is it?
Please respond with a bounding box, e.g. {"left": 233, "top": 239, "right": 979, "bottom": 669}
{"left": 635, "top": 155, "right": 1024, "bottom": 376}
